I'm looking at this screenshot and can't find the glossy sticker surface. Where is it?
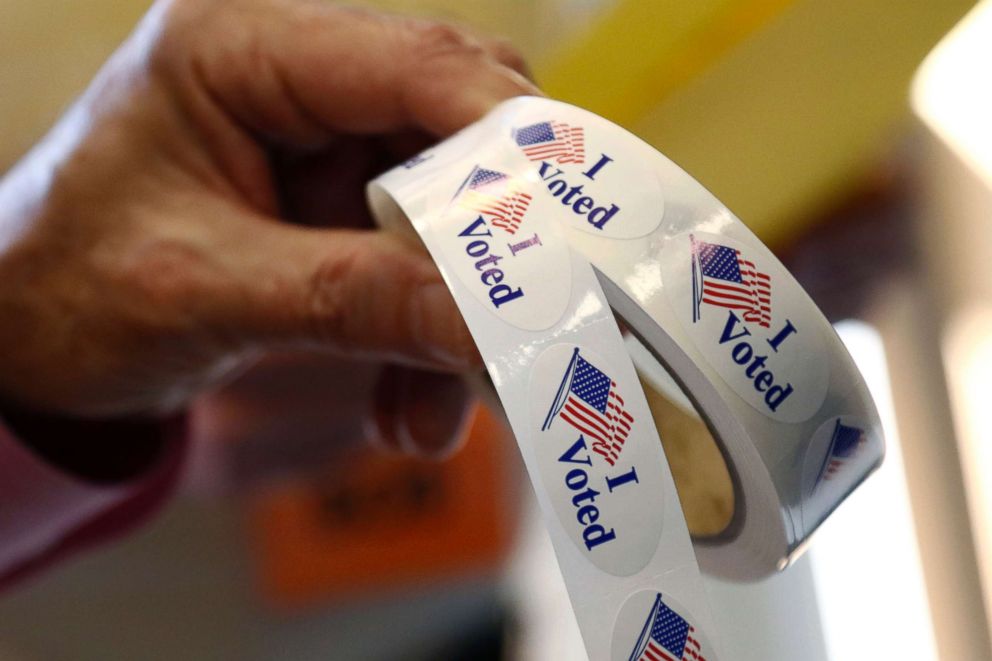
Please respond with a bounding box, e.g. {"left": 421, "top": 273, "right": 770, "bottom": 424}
{"left": 661, "top": 231, "right": 830, "bottom": 423}
{"left": 529, "top": 343, "right": 664, "bottom": 576}
{"left": 432, "top": 165, "right": 573, "bottom": 331}
{"left": 508, "top": 114, "right": 665, "bottom": 239}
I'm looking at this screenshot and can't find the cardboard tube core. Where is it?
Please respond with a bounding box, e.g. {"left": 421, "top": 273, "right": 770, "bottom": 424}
{"left": 640, "top": 380, "right": 735, "bottom": 537}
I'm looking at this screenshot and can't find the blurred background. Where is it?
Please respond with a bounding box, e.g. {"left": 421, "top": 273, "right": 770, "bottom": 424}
{"left": 2, "top": 0, "right": 992, "bottom": 659}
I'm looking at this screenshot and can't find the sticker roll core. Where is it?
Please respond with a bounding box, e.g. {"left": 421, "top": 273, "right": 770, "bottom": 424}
{"left": 367, "top": 96, "right": 883, "bottom": 660}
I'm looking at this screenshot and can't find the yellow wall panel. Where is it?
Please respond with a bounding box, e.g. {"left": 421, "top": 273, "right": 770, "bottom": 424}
{"left": 537, "top": 0, "right": 795, "bottom": 128}
{"left": 539, "top": 0, "right": 975, "bottom": 246}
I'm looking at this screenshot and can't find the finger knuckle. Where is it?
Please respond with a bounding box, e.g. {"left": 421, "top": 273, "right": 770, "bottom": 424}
{"left": 119, "top": 239, "right": 210, "bottom": 308}
{"left": 146, "top": 0, "right": 229, "bottom": 78}
{"left": 409, "top": 19, "right": 486, "bottom": 61}
{"left": 304, "top": 249, "right": 361, "bottom": 347}
{"left": 489, "top": 37, "right": 528, "bottom": 72}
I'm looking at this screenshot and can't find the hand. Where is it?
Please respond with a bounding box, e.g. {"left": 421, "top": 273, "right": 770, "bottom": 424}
{"left": 0, "top": 0, "right": 537, "bottom": 456}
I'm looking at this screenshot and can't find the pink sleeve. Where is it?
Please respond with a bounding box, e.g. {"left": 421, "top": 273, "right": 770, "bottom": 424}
{"left": 0, "top": 416, "right": 186, "bottom": 589}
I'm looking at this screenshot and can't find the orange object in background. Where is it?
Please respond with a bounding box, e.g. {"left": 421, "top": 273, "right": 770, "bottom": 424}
{"left": 248, "top": 406, "right": 520, "bottom": 609}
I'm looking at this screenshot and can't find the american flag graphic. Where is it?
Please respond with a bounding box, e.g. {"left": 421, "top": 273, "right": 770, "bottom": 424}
{"left": 458, "top": 167, "right": 532, "bottom": 235}
{"left": 691, "top": 235, "right": 772, "bottom": 328}
{"left": 817, "top": 420, "right": 865, "bottom": 484}
{"left": 541, "top": 348, "right": 633, "bottom": 466}
{"left": 628, "top": 594, "right": 708, "bottom": 661}
{"left": 513, "top": 121, "right": 586, "bottom": 164}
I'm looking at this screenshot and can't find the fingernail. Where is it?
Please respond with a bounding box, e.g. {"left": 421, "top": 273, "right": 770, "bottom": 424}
{"left": 398, "top": 370, "right": 475, "bottom": 460}
{"left": 503, "top": 67, "right": 544, "bottom": 97}
{"left": 416, "top": 281, "right": 482, "bottom": 370}
{"left": 367, "top": 366, "right": 407, "bottom": 456}
{"left": 481, "top": 73, "right": 542, "bottom": 110}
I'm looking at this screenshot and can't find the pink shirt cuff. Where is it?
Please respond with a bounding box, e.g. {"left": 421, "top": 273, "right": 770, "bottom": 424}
{"left": 0, "top": 415, "right": 185, "bottom": 589}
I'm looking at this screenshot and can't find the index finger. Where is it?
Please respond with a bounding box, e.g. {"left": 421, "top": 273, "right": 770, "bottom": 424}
{"left": 160, "top": 0, "right": 541, "bottom": 142}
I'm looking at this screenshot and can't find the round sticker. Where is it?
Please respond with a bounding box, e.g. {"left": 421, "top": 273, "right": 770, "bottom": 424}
{"left": 801, "top": 415, "right": 871, "bottom": 499}
{"left": 506, "top": 114, "right": 665, "bottom": 239}
{"left": 529, "top": 343, "right": 664, "bottom": 576}
{"left": 611, "top": 590, "right": 717, "bottom": 661}
{"left": 433, "top": 165, "right": 573, "bottom": 331}
{"left": 660, "top": 231, "right": 829, "bottom": 423}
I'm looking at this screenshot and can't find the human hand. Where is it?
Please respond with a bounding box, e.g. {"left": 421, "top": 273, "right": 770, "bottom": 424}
{"left": 0, "top": 0, "right": 537, "bottom": 456}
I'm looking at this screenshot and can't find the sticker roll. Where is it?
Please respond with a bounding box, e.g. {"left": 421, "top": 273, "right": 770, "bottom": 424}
{"left": 367, "top": 96, "right": 883, "bottom": 659}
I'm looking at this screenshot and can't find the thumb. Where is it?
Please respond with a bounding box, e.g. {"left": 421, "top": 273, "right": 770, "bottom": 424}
{"left": 216, "top": 219, "right": 481, "bottom": 371}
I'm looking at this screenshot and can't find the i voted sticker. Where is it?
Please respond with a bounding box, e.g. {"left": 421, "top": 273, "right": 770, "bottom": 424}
{"left": 800, "top": 415, "right": 872, "bottom": 500}
{"left": 529, "top": 343, "right": 664, "bottom": 577}
{"left": 798, "top": 415, "right": 873, "bottom": 536}
{"left": 507, "top": 115, "right": 665, "bottom": 239}
{"left": 431, "top": 165, "right": 573, "bottom": 331}
{"left": 661, "top": 232, "right": 829, "bottom": 423}
{"left": 611, "top": 590, "right": 716, "bottom": 661}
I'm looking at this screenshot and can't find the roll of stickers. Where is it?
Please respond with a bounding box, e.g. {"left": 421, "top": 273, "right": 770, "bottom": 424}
{"left": 368, "top": 97, "right": 883, "bottom": 660}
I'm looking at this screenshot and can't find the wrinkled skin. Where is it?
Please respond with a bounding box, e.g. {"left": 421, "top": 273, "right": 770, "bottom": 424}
{"left": 0, "top": 0, "right": 538, "bottom": 460}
